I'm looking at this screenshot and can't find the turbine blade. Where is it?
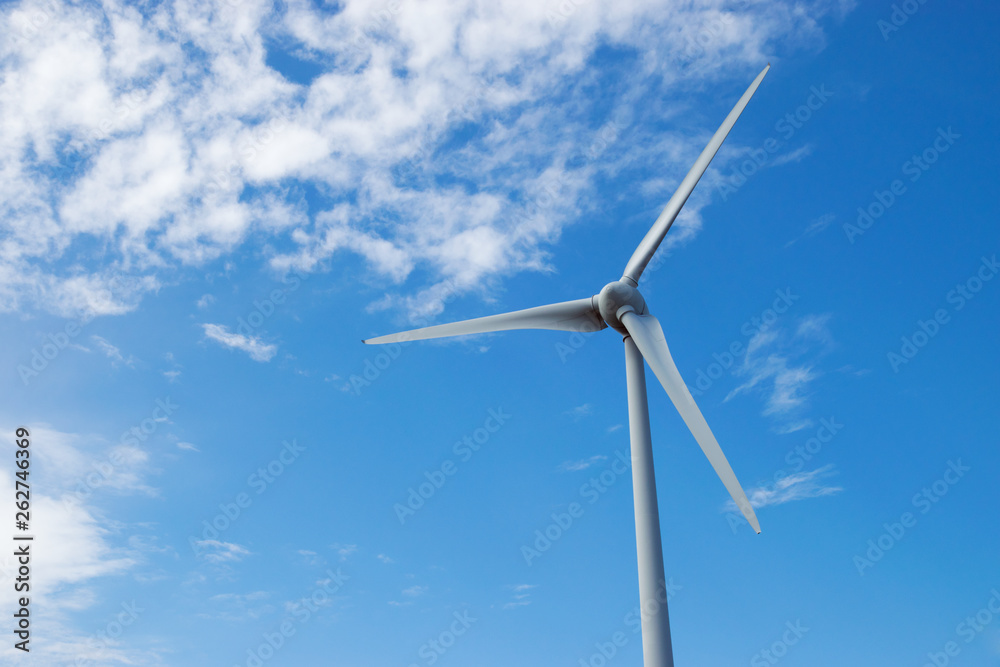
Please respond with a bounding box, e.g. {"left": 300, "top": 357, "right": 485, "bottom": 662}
{"left": 363, "top": 297, "right": 605, "bottom": 345}
{"left": 622, "top": 64, "right": 770, "bottom": 285}
{"left": 620, "top": 309, "right": 760, "bottom": 533}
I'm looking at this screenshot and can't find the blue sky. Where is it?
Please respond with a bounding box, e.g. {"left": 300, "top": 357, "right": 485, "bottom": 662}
{"left": 1, "top": 0, "right": 999, "bottom": 665}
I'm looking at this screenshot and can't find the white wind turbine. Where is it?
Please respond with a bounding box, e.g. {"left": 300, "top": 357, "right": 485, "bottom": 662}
{"left": 364, "top": 65, "right": 770, "bottom": 667}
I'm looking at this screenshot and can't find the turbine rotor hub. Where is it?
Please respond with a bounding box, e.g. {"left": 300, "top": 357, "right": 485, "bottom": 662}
{"left": 597, "top": 280, "right": 646, "bottom": 333}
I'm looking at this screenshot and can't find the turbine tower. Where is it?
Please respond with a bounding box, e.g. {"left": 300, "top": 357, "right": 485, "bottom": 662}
{"left": 364, "top": 64, "right": 770, "bottom": 667}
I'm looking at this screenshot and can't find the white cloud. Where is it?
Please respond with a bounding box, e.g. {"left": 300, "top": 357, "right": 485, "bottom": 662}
{"left": 207, "top": 591, "right": 273, "bottom": 621}
{"left": 91, "top": 335, "right": 136, "bottom": 368}
{"left": 785, "top": 212, "right": 835, "bottom": 247}
{"left": 177, "top": 441, "right": 199, "bottom": 452}
{"left": 0, "top": 0, "right": 853, "bottom": 321}
{"left": 195, "top": 540, "right": 251, "bottom": 563}
{"left": 503, "top": 583, "right": 537, "bottom": 609}
{"left": 297, "top": 549, "right": 323, "bottom": 566}
{"left": 796, "top": 313, "right": 834, "bottom": 345}
{"left": 564, "top": 403, "right": 593, "bottom": 420}
{"left": 725, "top": 465, "right": 842, "bottom": 511}
{"left": 387, "top": 580, "right": 428, "bottom": 606}
{"left": 770, "top": 143, "right": 814, "bottom": 167}
{"left": 725, "top": 315, "right": 833, "bottom": 429}
{"left": 0, "top": 420, "right": 158, "bottom": 664}
{"left": 332, "top": 543, "right": 358, "bottom": 561}
{"left": 557, "top": 455, "right": 607, "bottom": 472}
{"left": 774, "top": 419, "right": 815, "bottom": 435}
{"left": 202, "top": 323, "right": 277, "bottom": 362}
{"left": 163, "top": 350, "right": 183, "bottom": 382}
{"left": 27, "top": 423, "right": 155, "bottom": 497}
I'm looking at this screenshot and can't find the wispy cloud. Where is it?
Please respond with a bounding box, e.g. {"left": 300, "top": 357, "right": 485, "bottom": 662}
{"left": 726, "top": 315, "right": 833, "bottom": 431}
{"left": 202, "top": 323, "right": 277, "bottom": 362}
{"left": 388, "top": 584, "right": 427, "bottom": 607}
{"left": 162, "top": 351, "right": 183, "bottom": 383}
{"left": 332, "top": 543, "right": 358, "bottom": 562}
{"left": 297, "top": 549, "right": 323, "bottom": 566}
{"left": 176, "top": 441, "right": 199, "bottom": 452}
{"left": 837, "top": 364, "right": 871, "bottom": 377}
{"left": 503, "top": 583, "right": 537, "bottom": 609}
{"left": 774, "top": 420, "right": 815, "bottom": 435}
{"left": 91, "top": 335, "right": 135, "bottom": 368}
{"left": 770, "top": 143, "right": 814, "bottom": 167}
{"left": 557, "top": 455, "right": 607, "bottom": 472}
{"left": 206, "top": 591, "right": 273, "bottom": 621}
{"left": 724, "top": 465, "right": 842, "bottom": 512}
{"left": 564, "top": 403, "right": 593, "bottom": 420}
{"left": 785, "top": 212, "right": 835, "bottom": 248}
{"left": 195, "top": 540, "right": 251, "bottom": 563}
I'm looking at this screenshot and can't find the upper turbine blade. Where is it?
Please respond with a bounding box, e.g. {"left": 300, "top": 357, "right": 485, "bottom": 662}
{"left": 619, "top": 309, "right": 760, "bottom": 533}
{"left": 363, "top": 297, "right": 605, "bottom": 345}
{"left": 622, "top": 64, "right": 770, "bottom": 285}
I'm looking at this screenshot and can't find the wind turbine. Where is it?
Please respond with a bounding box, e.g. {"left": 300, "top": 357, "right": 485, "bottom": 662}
{"left": 364, "top": 64, "right": 770, "bottom": 667}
